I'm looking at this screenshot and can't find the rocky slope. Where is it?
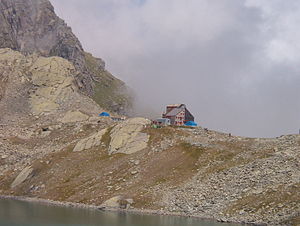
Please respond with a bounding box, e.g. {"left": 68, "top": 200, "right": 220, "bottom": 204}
{"left": 0, "top": 0, "right": 131, "bottom": 113}
{"left": 0, "top": 110, "right": 299, "bottom": 225}
{"left": 0, "top": 1, "right": 299, "bottom": 225}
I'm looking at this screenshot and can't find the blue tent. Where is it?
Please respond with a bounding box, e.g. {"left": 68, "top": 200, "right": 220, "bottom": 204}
{"left": 99, "top": 112, "right": 110, "bottom": 117}
{"left": 184, "top": 121, "right": 197, "bottom": 127}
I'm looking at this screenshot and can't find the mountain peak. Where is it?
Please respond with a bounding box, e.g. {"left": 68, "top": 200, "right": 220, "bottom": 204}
{"left": 0, "top": 0, "right": 132, "bottom": 113}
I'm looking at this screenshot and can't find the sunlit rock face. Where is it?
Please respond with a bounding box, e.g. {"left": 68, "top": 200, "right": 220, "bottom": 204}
{"left": 109, "top": 117, "right": 151, "bottom": 155}
{"left": 0, "top": 48, "right": 101, "bottom": 121}
{"left": 0, "top": 0, "right": 86, "bottom": 75}
{"left": 0, "top": 0, "right": 132, "bottom": 113}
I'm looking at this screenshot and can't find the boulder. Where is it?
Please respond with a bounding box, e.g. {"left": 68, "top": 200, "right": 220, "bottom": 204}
{"left": 99, "top": 196, "right": 134, "bottom": 209}
{"left": 108, "top": 117, "right": 151, "bottom": 155}
{"left": 11, "top": 166, "right": 33, "bottom": 188}
{"left": 73, "top": 128, "right": 107, "bottom": 152}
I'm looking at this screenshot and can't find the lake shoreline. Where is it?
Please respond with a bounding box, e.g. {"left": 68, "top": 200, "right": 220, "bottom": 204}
{"left": 0, "top": 195, "right": 261, "bottom": 226}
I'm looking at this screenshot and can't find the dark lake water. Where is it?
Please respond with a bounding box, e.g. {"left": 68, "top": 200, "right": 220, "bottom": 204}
{"left": 0, "top": 199, "right": 240, "bottom": 226}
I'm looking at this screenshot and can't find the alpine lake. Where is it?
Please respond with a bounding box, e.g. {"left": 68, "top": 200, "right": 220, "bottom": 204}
{"left": 0, "top": 198, "right": 242, "bottom": 226}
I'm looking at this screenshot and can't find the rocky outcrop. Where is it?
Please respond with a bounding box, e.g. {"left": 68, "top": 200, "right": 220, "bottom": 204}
{"left": 29, "top": 56, "right": 77, "bottom": 115}
{"left": 73, "top": 128, "right": 107, "bottom": 152}
{"left": 0, "top": 48, "right": 101, "bottom": 121}
{"left": 72, "top": 117, "right": 150, "bottom": 154}
{"left": 100, "top": 196, "right": 134, "bottom": 209}
{"left": 0, "top": 0, "right": 88, "bottom": 88}
{"left": 0, "top": 49, "right": 32, "bottom": 121}
{"left": 11, "top": 166, "right": 33, "bottom": 188}
{"left": 0, "top": 0, "right": 132, "bottom": 113}
{"left": 108, "top": 118, "right": 151, "bottom": 155}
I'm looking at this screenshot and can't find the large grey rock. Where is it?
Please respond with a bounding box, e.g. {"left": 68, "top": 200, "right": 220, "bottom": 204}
{"left": 29, "top": 56, "right": 77, "bottom": 115}
{"left": 73, "top": 128, "right": 107, "bottom": 152}
{"left": 108, "top": 117, "right": 151, "bottom": 155}
{"left": 11, "top": 166, "right": 33, "bottom": 188}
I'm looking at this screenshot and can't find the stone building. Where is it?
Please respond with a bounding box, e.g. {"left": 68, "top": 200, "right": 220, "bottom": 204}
{"left": 162, "top": 104, "right": 194, "bottom": 126}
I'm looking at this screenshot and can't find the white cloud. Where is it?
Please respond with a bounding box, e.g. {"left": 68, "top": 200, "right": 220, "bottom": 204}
{"left": 139, "top": 0, "right": 237, "bottom": 47}
{"left": 245, "top": 0, "right": 300, "bottom": 65}
{"left": 50, "top": 0, "right": 300, "bottom": 137}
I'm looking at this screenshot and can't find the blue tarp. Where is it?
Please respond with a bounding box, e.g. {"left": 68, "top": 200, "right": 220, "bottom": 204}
{"left": 184, "top": 121, "right": 197, "bottom": 127}
{"left": 99, "top": 112, "right": 110, "bottom": 117}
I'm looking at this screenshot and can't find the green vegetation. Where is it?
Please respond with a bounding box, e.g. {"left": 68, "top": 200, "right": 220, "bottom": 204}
{"left": 154, "top": 177, "right": 167, "bottom": 185}
{"left": 144, "top": 126, "right": 186, "bottom": 146}
{"left": 179, "top": 142, "right": 205, "bottom": 159}
{"left": 84, "top": 52, "right": 132, "bottom": 112}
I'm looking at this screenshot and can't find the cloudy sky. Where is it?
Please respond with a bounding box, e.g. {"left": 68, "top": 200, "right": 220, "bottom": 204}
{"left": 50, "top": 0, "right": 300, "bottom": 137}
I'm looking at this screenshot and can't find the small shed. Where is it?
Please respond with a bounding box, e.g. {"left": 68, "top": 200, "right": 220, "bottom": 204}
{"left": 99, "top": 112, "right": 110, "bottom": 117}
{"left": 154, "top": 118, "right": 171, "bottom": 126}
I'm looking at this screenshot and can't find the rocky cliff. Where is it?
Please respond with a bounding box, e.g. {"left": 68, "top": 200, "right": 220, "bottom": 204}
{"left": 0, "top": 48, "right": 102, "bottom": 123}
{"left": 0, "top": 0, "right": 131, "bottom": 113}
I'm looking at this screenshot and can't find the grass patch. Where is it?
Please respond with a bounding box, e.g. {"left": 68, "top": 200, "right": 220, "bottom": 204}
{"left": 201, "top": 150, "right": 245, "bottom": 176}
{"left": 133, "top": 193, "right": 156, "bottom": 209}
{"left": 154, "top": 177, "right": 167, "bottom": 185}
{"left": 84, "top": 52, "right": 132, "bottom": 111}
{"left": 225, "top": 183, "right": 300, "bottom": 216}
{"left": 179, "top": 142, "right": 205, "bottom": 159}
{"left": 177, "top": 142, "right": 249, "bottom": 177}
{"left": 0, "top": 170, "right": 15, "bottom": 193}
{"left": 144, "top": 126, "right": 186, "bottom": 146}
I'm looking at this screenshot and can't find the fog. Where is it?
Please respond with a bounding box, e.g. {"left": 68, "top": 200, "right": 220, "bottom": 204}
{"left": 50, "top": 0, "right": 300, "bottom": 137}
